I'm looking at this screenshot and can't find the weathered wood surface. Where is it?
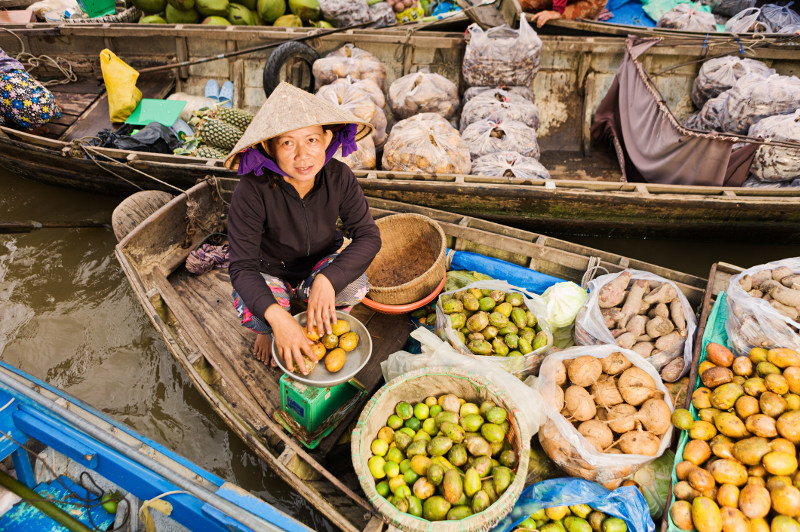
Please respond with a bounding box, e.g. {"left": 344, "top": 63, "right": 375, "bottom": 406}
{"left": 116, "top": 177, "right": 712, "bottom": 531}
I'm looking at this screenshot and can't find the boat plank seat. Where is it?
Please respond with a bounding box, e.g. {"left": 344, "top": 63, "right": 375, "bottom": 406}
{"left": 168, "top": 264, "right": 412, "bottom": 461}
{"left": 60, "top": 72, "right": 176, "bottom": 143}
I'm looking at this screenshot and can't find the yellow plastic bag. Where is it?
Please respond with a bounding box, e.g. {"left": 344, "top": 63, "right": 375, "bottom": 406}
{"left": 99, "top": 49, "right": 142, "bottom": 123}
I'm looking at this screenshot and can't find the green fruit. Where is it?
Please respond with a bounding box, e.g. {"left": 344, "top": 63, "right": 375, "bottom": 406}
{"left": 499, "top": 449, "right": 517, "bottom": 468}
{"left": 396, "top": 402, "right": 413, "bottom": 420}
{"left": 414, "top": 430, "right": 431, "bottom": 443}
{"left": 492, "top": 338, "right": 510, "bottom": 356}
{"left": 422, "top": 417, "right": 437, "bottom": 436}
{"left": 403, "top": 468, "right": 419, "bottom": 485}
{"left": 429, "top": 405, "right": 442, "bottom": 418}
{"left": 385, "top": 447, "right": 404, "bottom": 464}
{"left": 460, "top": 402, "right": 480, "bottom": 417}
{"left": 447, "top": 505, "right": 473, "bottom": 520}
{"left": 480, "top": 401, "right": 496, "bottom": 416}
{"left": 483, "top": 326, "right": 499, "bottom": 340}
{"left": 442, "top": 469, "right": 463, "bottom": 505}
{"left": 518, "top": 338, "right": 533, "bottom": 355}
{"left": 601, "top": 517, "right": 627, "bottom": 532}
{"left": 394, "top": 431, "right": 412, "bottom": 452}
{"left": 101, "top": 492, "right": 119, "bottom": 514}
{"left": 399, "top": 459, "right": 411, "bottom": 473}
{"left": 371, "top": 438, "right": 388, "bottom": 456}
{"left": 489, "top": 311, "right": 509, "bottom": 328}
{"left": 481, "top": 423, "right": 504, "bottom": 443}
{"left": 390, "top": 495, "right": 408, "bottom": 512}
{"left": 139, "top": 14, "right": 168, "bottom": 22}
{"left": 165, "top": 3, "right": 200, "bottom": 22}
{"left": 441, "top": 422, "right": 465, "bottom": 443}
{"left": 406, "top": 440, "right": 428, "bottom": 458}
{"left": 273, "top": 13, "right": 301, "bottom": 25}
{"left": 443, "top": 299, "right": 464, "bottom": 314}
{"left": 256, "top": 0, "right": 284, "bottom": 22}
{"left": 464, "top": 467, "right": 481, "bottom": 497}
{"left": 526, "top": 310, "right": 537, "bottom": 327}
{"left": 505, "top": 292, "right": 524, "bottom": 306}
{"left": 383, "top": 460, "right": 400, "bottom": 478}
{"left": 542, "top": 523, "right": 568, "bottom": 532}
{"left": 519, "top": 328, "right": 535, "bottom": 343}
{"left": 471, "top": 455, "right": 492, "bottom": 475}
{"left": 195, "top": 0, "right": 228, "bottom": 16}
{"left": 376, "top": 480, "right": 390, "bottom": 497}
{"left": 368, "top": 456, "right": 387, "bottom": 479}
{"left": 465, "top": 434, "right": 492, "bottom": 457}
{"left": 467, "top": 312, "right": 490, "bottom": 332}
{"left": 404, "top": 416, "right": 421, "bottom": 432}
{"left": 462, "top": 294, "right": 480, "bottom": 312}
{"left": 435, "top": 411, "right": 458, "bottom": 428}
{"left": 504, "top": 333, "right": 519, "bottom": 349}
{"left": 472, "top": 490, "right": 491, "bottom": 513}
{"left": 468, "top": 339, "right": 492, "bottom": 355}
{"left": 671, "top": 408, "right": 695, "bottom": 431}
{"left": 498, "top": 323, "right": 518, "bottom": 336}
{"left": 508, "top": 350, "right": 522, "bottom": 358}
{"left": 288, "top": 0, "right": 320, "bottom": 21}
{"left": 407, "top": 495, "right": 423, "bottom": 517}
{"left": 422, "top": 496, "right": 451, "bottom": 521}
{"left": 427, "top": 436, "right": 453, "bottom": 457}
{"left": 134, "top": 0, "right": 167, "bottom": 13}
{"left": 398, "top": 426, "right": 415, "bottom": 439}
{"left": 495, "top": 301, "right": 513, "bottom": 318}
{"left": 533, "top": 330, "right": 549, "bottom": 350}
{"left": 201, "top": 15, "right": 230, "bottom": 23}
{"left": 226, "top": 2, "right": 255, "bottom": 23}
{"left": 460, "top": 414, "right": 484, "bottom": 433}
{"left": 426, "top": 463, "right": 444, "bottom": 486}
{"left": 511, "top": 308, "right": 527, "bottom": 329}
{"left": 493, "top": 466, "right": 513, "bottom": 495}
{"left": 486, "top": 407, "right": 507, "bottom": 425}
{"left": 447, "top": 443, "right": 468, "bottom": 467}
{"left": 479, "top": 297, "right": 496, "bottom": 312}
{"left": 387, "top": 414, "right": 403, "bottom": 429}
{"left": 449, "top": 313, "right": 466, "bottom": 330}
{"left": 410, "top": 455, "right": 432, "bottom": 476}
{"left": 565, "top": 516, "right": 593, "bottom": 532}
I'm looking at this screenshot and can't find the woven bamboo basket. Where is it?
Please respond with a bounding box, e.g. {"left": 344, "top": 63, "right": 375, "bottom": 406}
{"left": 351, "top": 367, "right": 530, "bottom": 532}
{"left": 365, "top": 214, "right": 446, "bottom": 305}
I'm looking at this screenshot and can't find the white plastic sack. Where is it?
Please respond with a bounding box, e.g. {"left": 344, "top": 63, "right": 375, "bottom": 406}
{"left": 462, "top": 15, "right": 542, "bottom": 88}
{"left": 434, "top": 279, "right": 553, "bottom": 378}
{"left": 759, "top": 2, "right": 800, "bottom": 31}
{"left": 471, "top": 151, "right": 551, "bottom": 181}
{"left": 536, "top": 345, "right": 674, "bottom": 485}
{"left": 543, "top": 281, "right": 588, "bottom": 348}
{"left": 656, "top": 3, "right": 717, "bottom": 31}
{"left": 462, "top": 118, "right": 540, "bottom": 161}
{"left": 460, "top": 92, "right": 540, "bottom": 132}
{"left": 690, "top": 56, "right": 774, "bottom": 109}
{"left": 726, "top": 257, "right": 800, "bottom": 355}
{"left": 319, "top": 0, "right": 371, "bottom": 27}
{"left": 719, "top": 73, "right": 800, "bottom": 134}
{"left": 312, "top": 44, "right": 387, "bottom": 90}
{"left": 683, "top": 94, "right": 726, "bottom": 132}
{"left": 462, "top": 86, "right": 536, "bottom": 104}
{"left": 387, "top": 71, "right": 459, "bottom": 120}
{"left": 574, "top": 269, "right": 696, "bottom": 381}
{"left": 167, "top": 93, "right": 219, "bottom": 123}
{"left": 725, "top": 7, "right": 769, "bottom": 32}
{"left": 381, "top": 326, "right": 547, "bottom": 437}
{"left": 367, "top": 0, "right": 396, "bottom": 28}
{"left": 316, "top": 80, "right": 387, "bottom": 147}
{"left": 381, "top": 113, "right": 472, "bottom": 174}
{"left": 333, "top": 134, "right": 375, "bottom": 170}
{"left": 748, "top": 110, "right": 800, "bottom": 183}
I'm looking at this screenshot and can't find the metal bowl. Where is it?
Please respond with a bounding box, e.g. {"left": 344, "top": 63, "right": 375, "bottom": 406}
{"left": 271, "top": 310, "right": 373, "bottom": 388}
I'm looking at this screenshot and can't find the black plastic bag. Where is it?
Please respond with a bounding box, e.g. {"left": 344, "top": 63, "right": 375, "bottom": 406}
{"left": 90, "top": 122, "right": 180, "bottom": 154}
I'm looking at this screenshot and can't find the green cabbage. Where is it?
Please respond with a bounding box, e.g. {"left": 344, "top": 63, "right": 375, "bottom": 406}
{"left": 542, "top": 281, "right": 588, "bottom": 348}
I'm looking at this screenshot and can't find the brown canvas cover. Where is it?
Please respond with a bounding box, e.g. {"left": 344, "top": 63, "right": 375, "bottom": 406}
{"left": 592, "top": 38, "right": 757, "bottom": 187}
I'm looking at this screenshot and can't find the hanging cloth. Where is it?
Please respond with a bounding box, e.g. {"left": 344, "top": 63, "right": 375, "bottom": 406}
{"left": 591, "top": 38, "right": 757, "bottom": 187}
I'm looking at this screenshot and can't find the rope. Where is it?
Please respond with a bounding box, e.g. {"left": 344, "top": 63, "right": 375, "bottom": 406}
{"left": 581, "top": 256, "right": 607, "bottom": 289}
{"left": 0, "top": 28, "right": 78, "bottom": 87}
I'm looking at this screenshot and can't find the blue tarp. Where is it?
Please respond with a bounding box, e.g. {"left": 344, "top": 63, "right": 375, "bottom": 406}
{"left": 605, "top": 0, "right": 657, "bottom": 26}
{"left": 447, "top": 249, "right": 565, "bottom": 294}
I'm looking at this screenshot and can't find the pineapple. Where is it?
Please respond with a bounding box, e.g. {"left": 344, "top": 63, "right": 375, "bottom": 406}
{"left": 193, "top": 145, "right": 227, "bottom": 159}
{"left": 195, "top": 118, "right": 243, "bottom": 152}
{"left": 214, "top": 107, "right": 254, "bottom": 130}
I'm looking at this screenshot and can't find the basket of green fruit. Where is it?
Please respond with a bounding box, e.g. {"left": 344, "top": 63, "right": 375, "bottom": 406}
{"left": 351, "top": 367, "right": 530, "bottom": 531}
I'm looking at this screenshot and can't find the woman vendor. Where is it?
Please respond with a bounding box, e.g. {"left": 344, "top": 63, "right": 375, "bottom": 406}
{"left": 224, "top": 82, "right": 381, "bottom": 375}
{"left": 521, "top": 0, "right": 609, "bottom": 27}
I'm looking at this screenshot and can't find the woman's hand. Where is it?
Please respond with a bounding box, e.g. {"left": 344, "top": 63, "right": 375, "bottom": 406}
{"left": 307, "top": 273, "right": 337, "bottom": 335}
{"left": 528, "top": 9, "right": 562, "bottom": 27}
{"left": 265, "top": 305, "right": 317, "bottom": 374}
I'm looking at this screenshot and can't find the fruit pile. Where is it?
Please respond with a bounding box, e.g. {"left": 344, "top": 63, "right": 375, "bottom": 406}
{"left": 439, "top": 288, "right": 548, "bottom": 357}
{"left": 366, "top": 394, "right": 518, "bottom": 521}
{"left": 669, "top": 343, "right": 800, "bottom": 531}
{"left": 512, "top": 505, "right": 628, "bottom": 532}
{"left": 302, "top": 319, "right": 359, "bottom": 374}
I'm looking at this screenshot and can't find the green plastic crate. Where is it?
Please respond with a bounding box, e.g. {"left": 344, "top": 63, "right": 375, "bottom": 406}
{"left": 280, "top": 374, "right": 361, "bottom": 434}
{"left": 666, "top": 291, "right": 729, "bottom": 532}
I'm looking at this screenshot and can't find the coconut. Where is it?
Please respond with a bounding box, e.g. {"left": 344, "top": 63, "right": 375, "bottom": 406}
{"left": 227, "top": 3, "right": 255, "bottom": 24}
{"left": 256, "top": 0, "right": 284, "bottom": 23}
{"left": 273, "top": 13, "right": 302, "bottom": 25}
{"left": 289, "top": 0, "right": 319, "bottom": 22}
{"left": 195, "top": 0, "right": 228, "bottom": 16}
{"left": 134, "top": 0, "right": 167, "bottom": 14}
{"left": 165, "top": 3, "right": 200, "bottom": 23}
{"left": 140, "top": 14, "right": 167, "bottom": 22}
{"left": 202, "top": 15, "right": 230, "bottom": 23}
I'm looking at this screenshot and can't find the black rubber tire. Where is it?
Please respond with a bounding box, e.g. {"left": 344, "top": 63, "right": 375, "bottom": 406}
{"left": 263, "top": 41, "right": 320, "bottom": 98}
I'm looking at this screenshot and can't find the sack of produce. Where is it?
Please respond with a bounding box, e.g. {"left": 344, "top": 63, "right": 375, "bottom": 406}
{"left": 748, "top": 110, "right": 800, "bottom": 183}
{"left": 312, "top": 44, "right": 387, "bottom": 90}
{"left": 683, "top": 94, "right": 726, "bottom": 131}
{"left": 381, "top": 113, "right": 471, "bottom": 174}
{"left": 779, "top": 22, "right": 800, "bottom": 32}
{"left": 333, "top": 134, "right": 375, "bottom": 170}
{"left": 743, "top": 175, "right": 800, "bottom": 188}
{"left": 535, "top": 346, "right": 674, "bottom": 488}
{"left": 387, "top": 71, "right": 459, "bottom": 121}
{"left": 324, "top": 77, "right": 385, "bottom": 109}
{"left": 724, "top": 6, "right": 769, "bottom": 32}
{"left": 543, "top": 281, "right": 589, "bottom": 349}
{"left": 667, "top": 341, "right": 800, "bottom": 532}
{"left": 656, "top": 3, "right": 716, "bottom": 31}
{"left": 318, "top": 0, "right": 370, "bottom": 27}
{"left": 726, "top": 257, "right": 800, "bottom": 354}
{"left": 758, "top": 2, "right": 800, "bottom": 31}
{"left": 493, "top": 478, "right": 653, "bottom": 532}
{"left": 574, "top": 270, "right": 696, "bottom": 382}
{"left": 367, "top": 0, "right": 396, "bottom": 28}
{"left": 351, "top": 366, "right": 530, "bottom": 529}
{"left": 462, "top": 86, "right": 535, "bottom": 105}
{"left": 701, "top": 0, "right": 754, "bottom": 17}
{"left": 316, "top": 79, "right": 387, "bottom": 146}
{"left": 168, "top": 93, "right": 220, "bottom": 122}
{"left": 459, "top": 93, "right": 540, "bottom": 132}
{"left": 471, "top": 151, "right": 550, "bottom": 181}
{"left": 690, "top": 56, "right": 774, "bottom": 109}
{"left": 462, "top": 118, "right": 540, "bottom": 161}
{"left": 462, "top": 15, "right": 542, "bottom": 88}
{"left": 434, "top": 280, "right": 553, "bottom": 378}
{"left": 718, "top": 73, "right": 800, "bottom": 134}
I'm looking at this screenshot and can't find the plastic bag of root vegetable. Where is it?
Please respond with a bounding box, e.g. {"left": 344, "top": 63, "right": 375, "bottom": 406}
{"left": 494, "top": 478, "right": 654, "bottom": 532}
{"left": 312, "top": 44, "right": 386, "bottom": 90}
{"left": 462, "top": 15, "right": 542, "bottom": 88}
{"left": 471, "top": 151, "right": 550, "bottom": 181}
{"left": 387, "top": 71, "right": 459, "bottom": 121}
{"left": 656, "top": 3, "right": 716, "bottom": 30}
{"left": 318, "top": 0, "right": 370, "bottom": 28}
{"left": 459, "top": 92, "right": 540, "bottom": 132}
{"left": 462, "top": 85, "right": 536, "bottom": 105}
{"left": 748, "top": 109, "right": 800, "bottom": 183}
{"left": 690, "top": 56, "right": 774, "bottom": 109}
{"left": 725, "top": 257, "right": 800, "bottom": 355}
{"left": 574, "top": 269, "right": 697, "bottom": 382}
{"left": 462, "top": 117, "right": 540, "bottom": 161}
{"left": 333, "top": 134, "right": 375, "bottom": 170}
{"left": 316, "top": 80, "right": 387, "bottom": 147}
{"left": 718, "top": 73, "right": 800, "bottom": 134}
{"left": 434, "top": 279, "right": 553, "bottom": 378}
{"left": 381, "top": 113, "right": 471, "bottom": 174}
{"left": 535, "top": 345, "right": 674, "bottom": 489}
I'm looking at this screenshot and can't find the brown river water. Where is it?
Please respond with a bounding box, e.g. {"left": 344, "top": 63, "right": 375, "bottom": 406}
{"left": 0, "top": 167, "right": 797, "bottom": 529}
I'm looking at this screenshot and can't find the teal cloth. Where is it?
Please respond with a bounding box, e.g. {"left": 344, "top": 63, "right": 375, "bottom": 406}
{"left": 641, "top": 0, "right": 711, "bottom": 23}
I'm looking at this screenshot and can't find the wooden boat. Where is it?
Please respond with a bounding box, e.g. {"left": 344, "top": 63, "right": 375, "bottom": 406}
{"left": 0, "top": 358, "right": 309, "bottom": 531}
{"left": 2, "top": 25, "right": 800, "bottom": 241}
{"left": 114, "top": 176, "right": 708, "bottom": 531}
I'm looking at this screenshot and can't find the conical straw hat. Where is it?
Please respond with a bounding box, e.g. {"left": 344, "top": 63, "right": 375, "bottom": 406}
{"left": 224, "top": 82, "right": 374, "bottom": 169}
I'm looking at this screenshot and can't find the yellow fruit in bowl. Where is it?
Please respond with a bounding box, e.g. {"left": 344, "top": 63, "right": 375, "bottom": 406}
{"left": 339, "top": 331, "right": 359, "bottom": 352}
{"left": 310, "top": 342, "right": 326, "bottom": 360}
{"left": 322, "top": 333, "right": 339, "bottom": 350}
{"left": 305, "top": 328, "right": 321, "bottom": 342}
{"left": 325, "top": 348, "right": 347, "bottom": 372}
{"left": 331, "top": 319, "right": 350, "bottom": 336}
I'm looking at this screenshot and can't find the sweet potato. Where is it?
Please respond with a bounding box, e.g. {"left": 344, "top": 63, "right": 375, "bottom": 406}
{"left": 750, "top": 270, "right": 772, "bottom": 290}
{"left": 626, "top": 315, "right": 648, "bottom": 338}
{"left": 601, "top": 307, "right": 620, "bottom": 329}
{"left": 670, "top": 299, "right": 687, "bottom": 336}
{"left": 598, "top": 271, "right": 631, "bottom": 308}
{"left": 748, "top": 289, "right": 764, "bottom": 299}
{"left": 632, "top": 341, "right": 655, "bottom": 358}
{"left": 739, "top": 275, "right": 753, "bottom": 292}
{"left": 616, "top": 332, "right": 637, "bottom": 349}
{"left": 643, "top": 283, "right": 678, "bottom": 305}
{"left": 770, "top": 300, "right": 799, "bottom": 321}
{"left": 655, "top": 331, "right": 683, "bottom": 352}
{"left": 772, "top": 266, "right": 793, "bottom": 282}
{"left": 617, "top": 280, "right": 649, "bottom": 329}
{"left": 638, "top": 300, "right": 650, "bottom": 315}
{"left": 636, "top": 334, "right": 653, "bottom": 342}
{"left": 646, "top": 316, "right": 675, "bottom": 339}
{"left": 648, "top": 303, "right": 669, "bottom": 320}
{"left": 610, "top": 328, "right": 627, "bottom": 339}
{"left": 660, "top": 356, "right": 684, "bottom": 382}
{"left": 765, "top": 281, "right": 800, "bottom": 308}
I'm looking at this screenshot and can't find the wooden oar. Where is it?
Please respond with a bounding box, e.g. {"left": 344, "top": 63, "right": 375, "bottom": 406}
{"left": 0, "top": 221, "right": 109, "bottom": 234}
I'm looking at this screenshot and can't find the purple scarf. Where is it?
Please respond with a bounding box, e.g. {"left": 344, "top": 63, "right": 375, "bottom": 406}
{"left": 237, "top": 123, "right": 359, "bottom": 177}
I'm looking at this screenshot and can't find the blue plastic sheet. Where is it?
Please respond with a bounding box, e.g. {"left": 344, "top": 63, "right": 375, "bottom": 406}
{"left": 605, "top": 0, "right": 657, "bottom": 26}
{"left": 493, "top": 478, "right": 655, "bottom": 532}
{"left": 447, "top": 250, "right": 564, "bottom": 295}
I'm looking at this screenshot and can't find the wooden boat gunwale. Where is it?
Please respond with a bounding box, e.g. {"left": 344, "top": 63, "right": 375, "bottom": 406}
{"left": 115, "top": 176, "right": 710, "bottom": 531}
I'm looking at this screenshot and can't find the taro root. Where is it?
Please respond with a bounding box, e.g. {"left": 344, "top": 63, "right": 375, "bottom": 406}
{"left": 567, "top": 356, "right": 603, "bottom": 387}
{"left": 618, "top": 367, "right": 657, "bottom": 406}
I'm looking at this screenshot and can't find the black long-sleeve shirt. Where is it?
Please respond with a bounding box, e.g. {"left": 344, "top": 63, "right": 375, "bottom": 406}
{"left": 227, "top": 158, "right": 381, "bottom": 321}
